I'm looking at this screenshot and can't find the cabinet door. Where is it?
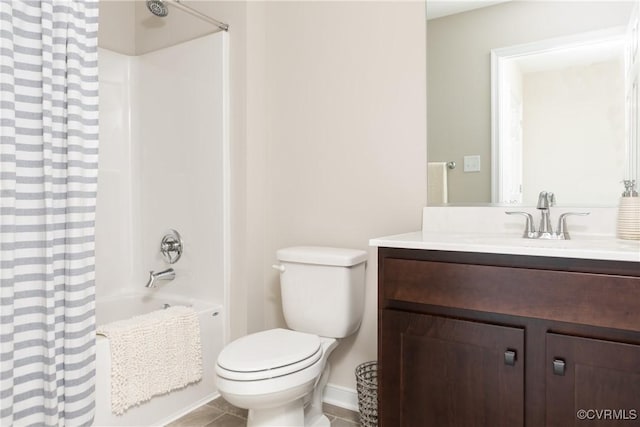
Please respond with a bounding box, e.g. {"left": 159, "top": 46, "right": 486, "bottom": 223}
{"left": 546, "top": 333, "right": 640, "bottom": 426}
{"left": 379, "top": 309, "right": 525, "bottom": 427}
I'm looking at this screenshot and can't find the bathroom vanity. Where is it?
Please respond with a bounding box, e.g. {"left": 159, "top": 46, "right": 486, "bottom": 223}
{"left": 371, "top": 231, "right": 640, "bottom": 426}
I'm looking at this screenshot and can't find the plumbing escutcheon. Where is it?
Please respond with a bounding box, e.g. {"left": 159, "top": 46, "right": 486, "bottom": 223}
{"left": 161, "top": 229, "right": 183, "bottom": 264}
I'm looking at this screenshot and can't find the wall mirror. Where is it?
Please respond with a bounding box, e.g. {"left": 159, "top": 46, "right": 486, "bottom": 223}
{"left": 426, "top": 0, "right": 639, "bottom": 206}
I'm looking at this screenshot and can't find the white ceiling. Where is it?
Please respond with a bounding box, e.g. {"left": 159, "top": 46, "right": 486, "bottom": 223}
{"left": 426, "top": 0, "right": 512, "bottom": 20}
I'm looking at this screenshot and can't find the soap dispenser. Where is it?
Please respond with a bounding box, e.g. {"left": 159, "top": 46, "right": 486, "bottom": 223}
{"left": 617, "top": 180, "right": 640, "bottom": 240}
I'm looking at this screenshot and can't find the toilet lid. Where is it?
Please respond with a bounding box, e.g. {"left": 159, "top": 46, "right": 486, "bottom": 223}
{"left": 217, "top": 328, "right": 321, "bottom": 377}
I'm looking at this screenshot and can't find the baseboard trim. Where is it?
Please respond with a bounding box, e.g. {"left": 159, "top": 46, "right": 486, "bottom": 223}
{"left": 323, "top": 383, "right": 359, "bottom": 412}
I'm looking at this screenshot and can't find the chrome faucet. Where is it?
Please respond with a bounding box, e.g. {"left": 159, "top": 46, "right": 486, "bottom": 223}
{"left": 536, "top": 191, "right": 556, "bottom": 238}
{"left": 145, "top": 268, "right": 175, "bottom": 288}
{"left": 506, "top": 191, "right": 589, "bottom": 240}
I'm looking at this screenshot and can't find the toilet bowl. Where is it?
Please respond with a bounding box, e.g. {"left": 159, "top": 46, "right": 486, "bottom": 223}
{"left": 216, "top": 247, "right": 367, "bottom": 427}
{"left": 216, "top": 329, "right": 338, "bottom": 426}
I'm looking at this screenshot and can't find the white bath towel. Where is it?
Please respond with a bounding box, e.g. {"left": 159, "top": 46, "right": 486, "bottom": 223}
{"left": 427, "top": 162, "right": 449, "bottom": 205}
{"left": 96, "top": 305, "right": 203, "bottom": 415}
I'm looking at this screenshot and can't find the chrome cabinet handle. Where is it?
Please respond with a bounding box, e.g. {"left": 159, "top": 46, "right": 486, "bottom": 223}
{"left": 504, "top": 349, "right": 517, "bottom": 366}
{"left": 553, "top": 358, "right": 566, "bottom": 376}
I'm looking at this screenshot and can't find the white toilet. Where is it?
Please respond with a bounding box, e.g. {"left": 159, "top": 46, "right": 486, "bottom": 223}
{"left": 216, "top": 246, "right": 367, "bottom": 427}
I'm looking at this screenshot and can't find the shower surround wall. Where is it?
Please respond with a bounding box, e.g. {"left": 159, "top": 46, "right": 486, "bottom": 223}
{"left": 95, "top": 32, "right": 229, "bottom": 425}
{"left": 95, "top": 48, "right": 135, "bottom": 298}
{"left": 134, "top": 33, "right": 228, "bottom": 306}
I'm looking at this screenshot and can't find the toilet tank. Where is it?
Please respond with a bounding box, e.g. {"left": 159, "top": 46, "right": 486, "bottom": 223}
{"left": 276, "top": 246, "right": 368, "bottom": 338}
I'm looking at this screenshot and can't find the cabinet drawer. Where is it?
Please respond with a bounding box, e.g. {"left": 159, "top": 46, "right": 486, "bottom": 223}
{"left": 381, "top": 258, "right": 640, "bottom": 331}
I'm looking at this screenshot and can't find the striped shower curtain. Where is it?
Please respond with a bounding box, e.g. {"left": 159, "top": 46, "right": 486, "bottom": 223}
{"left": 0, "top": 1, "right": 99, "bottom": 426}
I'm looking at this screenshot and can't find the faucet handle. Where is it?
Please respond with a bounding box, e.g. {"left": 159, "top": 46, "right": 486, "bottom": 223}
{"left": 505, "top": 211, "right": 538, "bottom": 238}
{"left": 556, "top": 212, "right": 590, "bottom": 240}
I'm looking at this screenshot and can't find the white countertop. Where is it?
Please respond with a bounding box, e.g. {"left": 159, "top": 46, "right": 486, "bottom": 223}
{"left": 370, "top": 231, "right": 640, "bottom": 262}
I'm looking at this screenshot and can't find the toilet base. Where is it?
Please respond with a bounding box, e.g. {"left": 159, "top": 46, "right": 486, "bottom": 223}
{"left": 247, "top": 398, "right": 304, "bottom": 427}
{"left": 308, "top": 414, "right": 331, "bottom": 427}
{"left": 246, "top": 399, "right": 332, "bottom": 427}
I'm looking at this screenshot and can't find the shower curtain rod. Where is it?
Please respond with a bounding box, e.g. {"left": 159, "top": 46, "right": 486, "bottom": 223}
{"left": 169, "top": 0, "right": 229, "bottom": 32}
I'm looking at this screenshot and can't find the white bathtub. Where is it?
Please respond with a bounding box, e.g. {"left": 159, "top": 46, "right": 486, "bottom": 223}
{"left": 93, "top": 293, "right": 223, "bottom": 426}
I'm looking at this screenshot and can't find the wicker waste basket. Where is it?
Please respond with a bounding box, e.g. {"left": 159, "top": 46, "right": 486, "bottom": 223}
{"left": 355, "top": 361, "right": 378, "bottom": 427}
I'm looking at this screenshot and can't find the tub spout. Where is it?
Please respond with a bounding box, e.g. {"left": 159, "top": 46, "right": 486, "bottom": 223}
{"left": 146, "top": 268, "right": 175, "bottom": 288}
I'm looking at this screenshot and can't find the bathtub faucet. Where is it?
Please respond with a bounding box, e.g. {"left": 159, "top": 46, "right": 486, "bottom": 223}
{"left": 145, "top": 268, "right": 175, "bottom": 288}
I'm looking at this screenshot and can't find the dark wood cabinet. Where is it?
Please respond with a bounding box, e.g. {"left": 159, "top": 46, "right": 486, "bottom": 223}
{"left": 545, "top": 333, "right": 640, "bottom": 427}
{"left": 378, "top": 248, "right": 640, "bottom": 427}
{"left": 380, "top": 309, "right": 524, "bottom": 427}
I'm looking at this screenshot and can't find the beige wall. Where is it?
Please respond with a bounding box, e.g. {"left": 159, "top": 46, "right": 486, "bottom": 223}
{"left": 258, "top": 1, "right": 427, "bottom": 390}
{"left": 98, "top": 0, "right": 427, "bottom": 393}
{"left": 427, "top": 1, "right": 632, "bottom": 203}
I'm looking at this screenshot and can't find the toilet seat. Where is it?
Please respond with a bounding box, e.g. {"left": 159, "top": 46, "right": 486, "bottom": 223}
{"left": 216, "top": 329, "right": 322, "bottom": 381}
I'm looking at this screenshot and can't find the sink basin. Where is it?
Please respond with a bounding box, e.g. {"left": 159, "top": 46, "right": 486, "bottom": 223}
{"left": 456, "top": 234, "right": 578, "bottom": 249}
{"left": 428, "top": 232, "right": 633, "bottom": 251}
{"left": 369, "top": 231, "right": 640, "bottom": 262}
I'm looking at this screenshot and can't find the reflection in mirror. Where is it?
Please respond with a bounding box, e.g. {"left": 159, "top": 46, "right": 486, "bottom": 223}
{"left": 426, "top": 1, "right": 639, "bottom": 206}
{"left": 492, "top": 29, "right": 627, "bottom": 205}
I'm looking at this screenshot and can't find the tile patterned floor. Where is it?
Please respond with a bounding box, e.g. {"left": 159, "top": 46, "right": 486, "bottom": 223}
{"left": 166, "top": 397, "right": 360, "bottom": 427}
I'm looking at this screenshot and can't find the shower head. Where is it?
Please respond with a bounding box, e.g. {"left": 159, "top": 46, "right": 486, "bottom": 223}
{"left": 147, "top": 0, "right": 169, "bottom": 17}
{"left": 145, "top": 0, "right": 230, "bottom": 31}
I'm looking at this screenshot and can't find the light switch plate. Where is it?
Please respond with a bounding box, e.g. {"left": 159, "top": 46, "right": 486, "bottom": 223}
{"left": 464, "top": 155, "right": 481, "bottom": 172}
